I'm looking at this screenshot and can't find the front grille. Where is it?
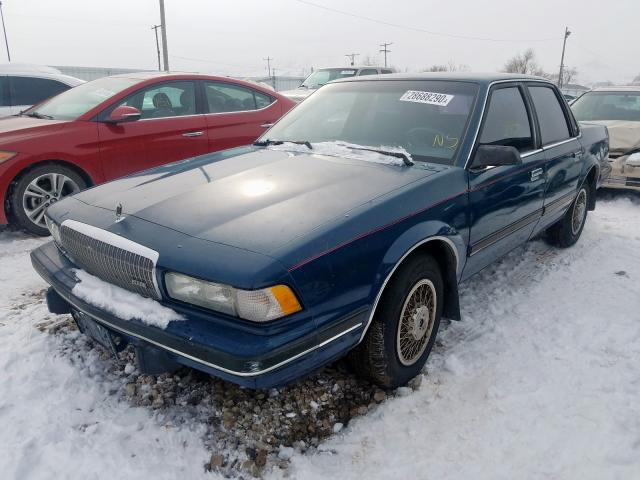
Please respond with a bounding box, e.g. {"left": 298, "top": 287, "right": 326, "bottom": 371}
{"left": 60, "top": 224, "right": 160, "bottom": 299}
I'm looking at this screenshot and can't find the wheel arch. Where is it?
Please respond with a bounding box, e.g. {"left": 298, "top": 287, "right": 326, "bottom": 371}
{"left": 4, "top": 159, "right": 94, "bottom": 221}
{"left": 359, "top": 224, "right": 465, "bottom": 344}
{"left": 584, "top": 164, "right": 598, "bottom": 211}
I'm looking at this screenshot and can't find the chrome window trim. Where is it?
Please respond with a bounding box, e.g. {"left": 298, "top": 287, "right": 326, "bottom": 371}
{"left": 61, "top": 219, "right": 162, "bottom": 298}
{"left": 464, "top": 78, "right": 578, "bottom": 170}
{"left": 137, "top": 113, "right": 205, "bottom": 122}
{"left": 358, "top": 236, "right": 459, "bottom": 343}
{"left": 541, "top": 132, "right": 582, "bottom": 151}
{"left": 66, "top": 291, "right": 362, "bottom": 377}
{"left": 520, "top": 148, "right": 544, "bottom": 159}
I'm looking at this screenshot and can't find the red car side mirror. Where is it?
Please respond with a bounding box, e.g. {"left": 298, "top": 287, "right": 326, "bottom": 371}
{"left": 107, "top": 106, "right": 141, "bottom": 124}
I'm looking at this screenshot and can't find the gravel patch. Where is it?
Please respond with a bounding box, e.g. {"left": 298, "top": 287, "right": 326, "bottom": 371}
{"left": 43, "top": 315, "right": 425, "bottom": 478}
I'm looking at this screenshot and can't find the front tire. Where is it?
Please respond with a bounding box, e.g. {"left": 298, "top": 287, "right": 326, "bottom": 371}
{"left": 9, "top": 164, "right": 85, "bottom": 236}
{"left": 546, "top": 184, "right": 589, "bottom": 248}
{"left": 350, "top": 253, "right": 443, "bottom": 388}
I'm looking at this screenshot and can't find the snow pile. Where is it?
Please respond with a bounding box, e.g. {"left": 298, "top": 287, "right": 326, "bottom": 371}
{"left": 72, "top": 269, "right": 183, "bottom": 329}
{"left": 267, "top": 141, "right": 412, "bottom": 166}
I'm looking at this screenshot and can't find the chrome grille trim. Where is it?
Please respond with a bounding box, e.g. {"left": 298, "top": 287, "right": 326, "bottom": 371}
{"left": 60, "top": 219, "right": 161, "bottom": 299}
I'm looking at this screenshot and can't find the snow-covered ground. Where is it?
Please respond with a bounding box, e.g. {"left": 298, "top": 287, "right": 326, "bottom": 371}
{"left": 1, "top": 193, "right": 639, "bottom": 479}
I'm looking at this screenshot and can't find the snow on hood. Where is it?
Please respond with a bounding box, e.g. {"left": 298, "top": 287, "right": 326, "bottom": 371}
{"left": 266, "top": 141, "right": 412, "bottom": 166}
{"left": 72, "top": 269, "right": 184, "bottom": 329}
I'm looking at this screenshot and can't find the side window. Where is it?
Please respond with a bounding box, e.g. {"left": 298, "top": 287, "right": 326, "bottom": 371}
{"left": 479, "top": 86, "right": 534, "bottom": 152}
{"left": 381, "top": 69, "right": 393, "bottom": 74}
{"left": 204, "top": 82, "right": 273, "bottom": 113}
{"left": 0, "top": 77, "right": 8, "bottom": 106}
{"left": 115, "top": 81, "right": 196, "bottom": 119}
{"left": 9, "top": 77, "right": 69, "bottom": 106}
{"left": 358, "top": 69, "right": 379, "bottom": 76}
{"left": 529, "top": 86, "right": 571, "bottom": 144}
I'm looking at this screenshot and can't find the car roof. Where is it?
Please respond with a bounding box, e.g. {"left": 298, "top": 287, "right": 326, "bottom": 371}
{"left": 331, "top": 71, "right": 553, "bottom": 85}
{"left": 589, "top": 86, "right": 640, "bottom": 93}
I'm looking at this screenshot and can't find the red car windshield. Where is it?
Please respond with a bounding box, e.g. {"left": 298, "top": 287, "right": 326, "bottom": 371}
{"left": 26, "top": 77, "right": 139, "bottom": 121}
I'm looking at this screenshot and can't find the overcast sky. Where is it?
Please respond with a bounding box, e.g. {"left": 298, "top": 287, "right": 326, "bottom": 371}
{"left": 4, "top": 0, "right": 639, "bottom": 84}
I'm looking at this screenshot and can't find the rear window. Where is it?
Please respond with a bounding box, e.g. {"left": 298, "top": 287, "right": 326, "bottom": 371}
{"left": 529, "top": 86, "right": 571, "bottom": 145}
{"left": 572, "top": 91, "right": 640, "bottom": 122}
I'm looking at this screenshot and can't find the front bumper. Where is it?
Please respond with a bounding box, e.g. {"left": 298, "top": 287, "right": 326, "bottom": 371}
{"left": 31, "top": 241, "right": 365, "bottom": 388}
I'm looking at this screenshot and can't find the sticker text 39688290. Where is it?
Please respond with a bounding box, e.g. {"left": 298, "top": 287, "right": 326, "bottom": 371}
{"left": 400, "top": 90, "right": 454, "bottom": 106}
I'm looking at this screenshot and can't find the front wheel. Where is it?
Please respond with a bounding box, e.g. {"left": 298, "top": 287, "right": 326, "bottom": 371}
{"left": 350, "top": 253, "right": 443, "bottom": 388}
{"left": 9, "top": 164, "right": 86, "bottom": 236}
{"left": 546, "top": 184, "right": 589, "bottom": 248}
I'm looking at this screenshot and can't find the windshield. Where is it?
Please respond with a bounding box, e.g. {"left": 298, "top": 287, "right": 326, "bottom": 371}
{"left": 26, "top": 77, "right": 139, "bottom": 120}
{"left": 261, "top": 80, "right": 479, "bottom": 165}
{"left": 300, "top": 68, "right": 358, "bottom": 88}
{"left": 572, "top": 91, "right": 640, "bottom": 122}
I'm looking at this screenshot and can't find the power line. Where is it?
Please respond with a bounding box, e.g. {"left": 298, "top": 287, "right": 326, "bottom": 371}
{"left": 292, "top": 0, "right": 560, "bottom": 43}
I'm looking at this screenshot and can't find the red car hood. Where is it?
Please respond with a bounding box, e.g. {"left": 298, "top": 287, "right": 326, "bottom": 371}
{"left": 0, "top": 116, "right": 68, "bottom": 144}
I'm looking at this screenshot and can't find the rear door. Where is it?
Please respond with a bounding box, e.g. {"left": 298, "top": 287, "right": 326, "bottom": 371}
{"left": 97, "top": 80, "right": 209, "bottom": 180}
{"left": 527, "top": 83, "right": 583, "bottom": 228}
{"left": 202, "top": 81, "right": 281, "bottom": 152}
{"left": 464, "top": 83, "right": 546, "bottom": 279}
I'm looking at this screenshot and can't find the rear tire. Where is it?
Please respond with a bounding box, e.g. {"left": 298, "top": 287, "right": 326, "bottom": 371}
{"left": 350, "top": 253, "right": 443, "bottom": 388}
{"left": 9, "top": 164, "right": 86, "bottom": 236}
{"left": 546, "top": 184, "right": 589, "bottom": 248}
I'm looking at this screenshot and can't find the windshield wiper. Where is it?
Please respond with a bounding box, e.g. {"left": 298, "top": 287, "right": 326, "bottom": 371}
{"left": 25, "top": 111, "right": 53, "bottom": 120}
{"left": 345, "top": 145, "right": 414, "bottom": 166}
{"left": 254, "top": 139, "right": 313, "bottom": 150}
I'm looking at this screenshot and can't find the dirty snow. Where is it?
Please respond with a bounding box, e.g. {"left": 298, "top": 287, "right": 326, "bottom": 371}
{"left": 72, "top": 269, "right": 183, "bottom": 329}
{"left": 1, "top": 193, "right": 639, "bottom": 479}
{"left": 266, "top": 141, "right": 412, "bottom": 165}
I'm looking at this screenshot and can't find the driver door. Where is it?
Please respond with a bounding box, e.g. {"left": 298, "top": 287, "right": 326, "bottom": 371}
{"left": 462, "top": 83, "right": 546, "bottom": 280}
{"left": 97, "top": 80, "right": 209, "bottom": 180}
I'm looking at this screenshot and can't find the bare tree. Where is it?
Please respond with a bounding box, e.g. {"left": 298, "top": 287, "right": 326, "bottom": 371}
{"left": 549, "top": 67, "right": 578, "bottom": 86}
{"left": 360, "top": 54, "right": 377, "bottom": 66}
{"left": 422, "top": 62, "right": 470, "bottom": 73}
{"left": 633, "top": 74, "right": 640, "bottom": 85}
{"left": 503, "top": 49, "right": 547, "bottom": 76}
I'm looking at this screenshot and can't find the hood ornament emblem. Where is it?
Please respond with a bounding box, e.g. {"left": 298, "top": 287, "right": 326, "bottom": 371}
{"left": 115, "top": 203, "right": 125, "bottom": 223}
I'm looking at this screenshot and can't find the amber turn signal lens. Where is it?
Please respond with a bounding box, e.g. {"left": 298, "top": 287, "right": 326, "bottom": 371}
{"left": 0, "top": 151, "right": 17, "bottom": 164}
{"left": 269, "top": 285, "right": 303, "bottom": 316}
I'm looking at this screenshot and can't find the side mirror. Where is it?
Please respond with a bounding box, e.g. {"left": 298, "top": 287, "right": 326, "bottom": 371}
{"left": 627, "top": 152, "right": 640, "bottom": 168}
{"left": 106, "top": 106, "right": 141, "bottom": 124}
{"left": 470, "top": 145, "right": 522, "bottom": 170}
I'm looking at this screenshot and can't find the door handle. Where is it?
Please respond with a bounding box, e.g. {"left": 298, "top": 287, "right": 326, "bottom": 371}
{"left": 530, "top": 168, "right": 544, "bottom": 181}
{"left": 182, "top": 131, "right": 204, "bottom": 137}
{"left": 260, "top": 123, "right": 274, "bottom": 129}
{"left": 570, "top": 149, "right": 583, "bottom": 159}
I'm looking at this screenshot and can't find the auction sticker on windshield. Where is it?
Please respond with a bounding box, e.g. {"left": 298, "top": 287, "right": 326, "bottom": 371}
{"left": 400, "top": 90, "right": 454, "bottom": 106}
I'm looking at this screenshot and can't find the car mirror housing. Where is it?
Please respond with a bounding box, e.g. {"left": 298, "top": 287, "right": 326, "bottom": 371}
{"left": 106, "top": 105, "right": 141, "bottom": 124}
{"left": 470, "top": 145, "right": 522, "bottom": 170}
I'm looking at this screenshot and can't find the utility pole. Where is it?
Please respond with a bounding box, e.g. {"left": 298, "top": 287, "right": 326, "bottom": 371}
{"left": 379, "top": 42, "right": 392, "bottom": 68}
{"left": 345, "top": 53, "right": 359, "bottom": 66}
{"left": 159, "top": 0, "right": 169, "bottom": 71}
{"left": 263, "top": 56, "right": 273, "bottom": 77}
{"left": 0, "top": 2, "right": 10, "bottom": 62}
{"left": 271, "top": 67, "right": 276, "bottom": 90}
{"left": 151, "top": 25, "right": 162, "bottom": 71}
{"left": 557, "top": 27, "right": 571, "bottom": 89}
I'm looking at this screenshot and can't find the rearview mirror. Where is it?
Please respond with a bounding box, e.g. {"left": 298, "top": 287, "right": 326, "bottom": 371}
{"left": 106, "top": 106, "right": 141, "bottom": 124}
{"left": 470, "top": 145, "right": 522, "bottom": 170}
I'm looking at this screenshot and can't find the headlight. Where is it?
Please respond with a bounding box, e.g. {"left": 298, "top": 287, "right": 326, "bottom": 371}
{"left": 164, "top": 272, "right": 302, "bottom": 322}
{"left": 0, "top": 150, "right": 17, "bottom": 164}
{"left": 45, "top": 215, "right": 61, "bottom": 244}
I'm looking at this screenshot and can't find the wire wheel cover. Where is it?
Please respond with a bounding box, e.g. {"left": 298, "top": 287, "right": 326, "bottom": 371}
{"left": 396, "top": 279, "right": 437, "bottom": 366}
{"left": 571, "top": 189, "right": 587, "bottom": 235}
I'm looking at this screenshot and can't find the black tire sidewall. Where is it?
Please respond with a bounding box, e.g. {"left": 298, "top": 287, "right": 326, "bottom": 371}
{"left": 376, "top": 254, "right": 444, "bottom": 387}
{"left": 9, "top": 164, "right": 86, "bottom": 236}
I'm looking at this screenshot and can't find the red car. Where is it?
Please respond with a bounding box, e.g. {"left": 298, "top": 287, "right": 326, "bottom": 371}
{"left": 0, "top": 72, "right": 295, "bottom": 234}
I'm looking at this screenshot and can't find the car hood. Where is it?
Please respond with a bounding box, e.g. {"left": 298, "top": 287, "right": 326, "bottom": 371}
{"left": 0, "top": 115, "right": 68, "bottom": 143}
{"left": 75, "top": 147, "right": 439, "bottom": 254}
{"left": 584, "top": 120, "right": 640, "bottom": 155}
